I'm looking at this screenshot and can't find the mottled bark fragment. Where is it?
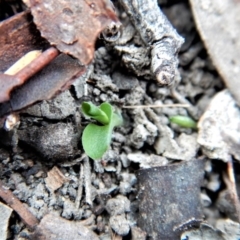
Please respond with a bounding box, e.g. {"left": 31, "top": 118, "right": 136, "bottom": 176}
{"left": 26, "top": 0, "right": 119, "bottom": 65}
{"left": 0, "top": 47, "right": 59, "bottom": 103}
{"left": 0, "top": 11, "right": 48, "bottom": 73}
{"left": 45, "top": 166, "right": 68, "bottom": 192}
{"left": 137, "top": 160, "right": 205, "bottom": 239}
{"left": 119, "top": 0, "right": 184, "bottom": 85}
{"left": 0, "top": 54, "right": 85, "bottom": 118}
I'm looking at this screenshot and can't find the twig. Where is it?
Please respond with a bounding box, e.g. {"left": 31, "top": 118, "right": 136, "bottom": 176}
{"left": 75, "top": 164, "right": 84, "bottom": 209}
{"left": 226, "top": 159, "right": 240, "bottom": 222}
{"left": 119, "top": 0, "right": 184, "bottom": 85}
{"left": 83, "top": 156, "right": 92, "bottom": 206}
{"left": 0, "top": 180, "right": 39, "bottom": 230}
{"left": 171, "top": 88, "right": 199, "bottom": 119}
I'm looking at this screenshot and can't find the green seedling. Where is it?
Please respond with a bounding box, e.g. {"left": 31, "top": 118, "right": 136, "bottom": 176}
{"left": 169, "top": 115, "right": 197, "bottom": 129}
{"left": 81, "top": 102, "right": 123, "bottom": 160}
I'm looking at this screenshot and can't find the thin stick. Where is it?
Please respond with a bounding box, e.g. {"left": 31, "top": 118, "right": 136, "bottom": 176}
{"left": 84, "top": 156, "right": 92, "bottom": 206}
{"left": 224, "top": 158, "right": 240, "bottom": 222}
{"left": 122, "top": 104, "right": 190, "bottom": 109}
{"left": 0, "top": 180, "right": 39, "bottom": 230}
{"left": 75, "top": 164, "right": 84, "bottom": 209}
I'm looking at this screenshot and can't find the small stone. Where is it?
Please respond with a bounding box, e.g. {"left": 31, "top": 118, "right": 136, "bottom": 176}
{"left": 62, "top": 198, "right": 79, "bottom": 220}
{"left": 120, "top": 153, "right": 130, "bottom": 168}
{"left": 104, "top": 165, "right": 117, "bottom": 172}
{"left": 131, "top": 226, "right": 147, "bottom": 240}
{"left": 99, "top": 91, "right": 108, "bottom": 100}
{"left": 105, "top": 195, "right": 130, "bottom": 216}
{"left": 93, "top": 88, "right": 101, "bottom": 96}
{"left": 200, "top": 192, "right": 212, "bottom": 207}
{"left": 119, "top": 181, "right": 131, "bottom": 195}
{"left": 18, "top": 122, "right": 80, "bottom": 160}
{"left": 112, "top": 71, "right": 138, "bottom": 90}
{"left": 109, "top": 214, "right": 130, "bottom": 236}
{"left": 25, "top": 91, "right": 76, "bottom": 120}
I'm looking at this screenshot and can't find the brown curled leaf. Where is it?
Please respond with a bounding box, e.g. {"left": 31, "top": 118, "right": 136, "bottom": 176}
{"left": 0, "top": 10, "right": 49, "bottom": 73}
{"left": 0, "top": 47, "right": 59, "bottom": 103}
{"left": 26, "top": 0, "right": 119, "bottom": 65}
{"left": 0, "top": 53, "right": 85, "bottom": 118}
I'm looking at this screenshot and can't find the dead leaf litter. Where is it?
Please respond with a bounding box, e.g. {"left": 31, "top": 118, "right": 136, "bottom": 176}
{"left": 0, "top": 0, "right": 240, "bottom": 239}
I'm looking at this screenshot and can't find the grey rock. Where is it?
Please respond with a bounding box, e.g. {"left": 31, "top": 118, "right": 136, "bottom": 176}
{"left": 62, "top": 198, "right": 82, "bottom": 220}
{"left": 18, "top": 122, "right": 80, "bottom": 160}
{"left": 177, "top": 133, "right": 199, "bottom": 161}
{"left": 109, "top": 214, "right": 130, "bottom": 236}
{"left": 121, "top": 172, "right": 137, "bottom": 186}
{"left": 119, "top": 181, "right": 132, "bottom": 195}
{"left": 72, "top": 65, "right": 93, "bottom": 99}
{"left": 105, "top": 195, "right": 130, "bottom": 216}
{"left": 68, "top": 186, "right": 77, "bottom": 199}
{"left": 120, "top": 153, "right": 131, "bottom": 168}
{"left": 112, "top": 71, "right": 138, "bottom": 90}
{"left": 125, "top": 85, "right": 145, "bottom": 105}
{"left": 129, "top": 124, "right": 149, "bottom": 149}
{"left": 131, "top": 226, "right": 147, "bottom": 240}
{"left": 25, "top": 91, "right": 76, "bottom": 120}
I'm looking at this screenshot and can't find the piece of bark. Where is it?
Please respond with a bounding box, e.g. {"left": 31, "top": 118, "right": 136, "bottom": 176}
{"left": 25, "top": 0, "right": 119, "bottom": 65}
{"left": 30, "top": 213, "right": 99, "bottom": 240}
{"left": 0, "top": 53, "right": 85, "bottom": 118}
{"left": 137, "top": 160, "right": 205, "bottom": 239}
{"left": 0, "top": 47, "right": 59, "bottom": 103}
{"left": 189, "top": 0, "right": 240, "bottom": 106}
{"left": 4, "top": 50, "right": 42, "bottom": 75}
{"left": 0, "top": 202, "right": 12, "bottom": 240}
{"left": 0, "top": 10, "right": 49, "bottom": 72}
{"left": 45, "top": 166, "right": 68, "bottom": 192}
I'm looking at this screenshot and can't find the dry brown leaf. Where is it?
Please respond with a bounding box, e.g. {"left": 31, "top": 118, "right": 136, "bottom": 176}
{"left": 0, "top": 47, "right": 59, "bottom": 103}
{"left": 0, "top": 53, "right": 85, "bottom": 118}
{"left": 45, "top": 166, "right": 68, "bottom": 192}
{"left": 0, "top": 11, "right": 48, "bottom": 73}
{"left": 26, "top": 0, "right": 119, "bottom": 65}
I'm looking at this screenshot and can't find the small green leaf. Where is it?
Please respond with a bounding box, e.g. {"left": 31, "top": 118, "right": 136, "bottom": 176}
{"left": 81, "top": 102, "right": 123, "bottom": 160}
{"left": 82, "top": 102, "right": 109, "bottom": 125}
{"left": 170, "top": 115, "right": 197, "bottom": 129}
{"left": 82, "top": 123, "right": 112, "bottom": 160}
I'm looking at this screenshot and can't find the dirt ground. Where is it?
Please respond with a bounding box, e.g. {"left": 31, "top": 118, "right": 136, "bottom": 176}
{"left": 0, "top": 0, "right": 240, "bottom": 240}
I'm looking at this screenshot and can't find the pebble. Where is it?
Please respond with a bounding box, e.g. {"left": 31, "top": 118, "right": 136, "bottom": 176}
{"left": 105, "top": 195, "right": 130, "bottom": 216}
{"left": 109, "top": 214, "right": 130, "bottom": 236}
